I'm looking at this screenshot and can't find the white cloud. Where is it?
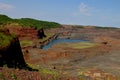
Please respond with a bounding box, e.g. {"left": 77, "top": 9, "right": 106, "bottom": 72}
{"left": 0, "top": 2, "right": 14, "bottom": 11}
{"left": 79, "top": 2, "right": 92, "bottom": 16}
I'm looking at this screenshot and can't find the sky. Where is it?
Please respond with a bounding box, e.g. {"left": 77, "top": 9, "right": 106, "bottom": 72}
{"left": 0, "top": 0, "right": 120, "bottom": 27}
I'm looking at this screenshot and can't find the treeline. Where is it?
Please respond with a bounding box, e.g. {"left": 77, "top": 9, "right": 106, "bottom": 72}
{"left": 0, "top": 14, "right": 12, "bottom": 25}
{"left": 0, "top": 14, "right": 61, "bottom": 29}
{"left": 94, "top": 26, "right": 118, "bottom": 29}
{"left": 72, "top": 25, "right": 118, "bottom": 29}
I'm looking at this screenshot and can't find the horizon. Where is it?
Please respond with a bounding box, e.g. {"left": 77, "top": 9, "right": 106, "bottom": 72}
{"left": 0, "top": 0, "right": 120, "bottom": 28}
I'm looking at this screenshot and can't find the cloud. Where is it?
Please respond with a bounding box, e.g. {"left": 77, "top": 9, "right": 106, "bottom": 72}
{"left": 78, "top": 2, "right": 92, "bottom": 16}
{"left": 0, "top": 2, "right": 14, "bottom": 11}
{"left": 77, "top": 2, "right": 93, "bottom": 16}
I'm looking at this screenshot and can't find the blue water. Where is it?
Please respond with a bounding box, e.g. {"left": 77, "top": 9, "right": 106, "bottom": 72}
{"left": 42, "top": 39, "right": 86, "bottom": 50}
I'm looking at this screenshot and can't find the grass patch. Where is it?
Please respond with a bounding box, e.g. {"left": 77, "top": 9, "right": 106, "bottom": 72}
{"left": 70, "top": 42, "right": 97, "bottom": 49}
{"left": 28, "top": 64, "right": 57, "bottom": 75}
{"left": 28, "top": 63, "right": 59, "bottom": 80}
{"left": 20, "top": 40, "right": 33, "bottom": 47}
{"left": 0, "top": 33, "right": 13, "bottom": 48}
{"left": 54, "top": 42, "right": 98, "bottom": 49}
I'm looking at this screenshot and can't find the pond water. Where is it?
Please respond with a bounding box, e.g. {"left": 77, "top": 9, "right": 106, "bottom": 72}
{"left": 42, "top": 39, "right": 86, "bottom": 50}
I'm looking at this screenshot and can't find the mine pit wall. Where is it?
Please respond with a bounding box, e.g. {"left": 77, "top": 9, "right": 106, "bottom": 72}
{"left": 39, "top": 33, "right": 59, "bottom": 49}
{"left": 57, "top": 28, "right": 120, "bottom": 41}
{"left": 0, "top": 30, "right": 26, "bottom": 68}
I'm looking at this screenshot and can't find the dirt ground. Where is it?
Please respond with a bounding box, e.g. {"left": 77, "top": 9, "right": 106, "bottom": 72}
{"left": 6, "top": 25, "right": 120, "bottom": 79}
{"left": 21, "top": 27, "right": 120, "bottom": 79}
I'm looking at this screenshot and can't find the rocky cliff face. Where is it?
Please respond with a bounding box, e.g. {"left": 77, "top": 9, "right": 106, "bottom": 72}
{"left": 0, "top": 29, "right": 26, "bottom": 69}
{"left": 58, "top": 27, "right": 120, "bottom": 41}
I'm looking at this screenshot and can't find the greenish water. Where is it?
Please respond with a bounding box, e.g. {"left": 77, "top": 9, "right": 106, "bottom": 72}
{"left": 42, "top": 39, "right": 87, "bottom": 50}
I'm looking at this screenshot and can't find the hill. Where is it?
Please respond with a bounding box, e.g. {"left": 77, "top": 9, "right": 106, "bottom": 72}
{"left": 0, "top": 14, "right": 61, "bottom": 29}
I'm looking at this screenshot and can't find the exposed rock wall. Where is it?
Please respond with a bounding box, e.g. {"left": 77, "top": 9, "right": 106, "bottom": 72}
{"left": 58, "top": 27, "right": 120, "bottom": 41}
{"left": 0, "top": 29, "right": 26, "bottom": 68}
{"left": 5, "top": 25, "right": 38, "bottom": 40}
{"left": 39, "top": 33, "right": 59, "bottom": 48}
{"left": 37, "top": 28, "right": 46, "bottom": 39}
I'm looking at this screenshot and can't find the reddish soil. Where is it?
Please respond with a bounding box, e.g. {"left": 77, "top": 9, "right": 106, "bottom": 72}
{"left": 5, "top": 25, "right": 38, "bottom": 40}
{"left": 0, "top": 67, "right": 81, "bottom": 80}
{"left": 2, "top": 25, "right": 120, "bottom": 80}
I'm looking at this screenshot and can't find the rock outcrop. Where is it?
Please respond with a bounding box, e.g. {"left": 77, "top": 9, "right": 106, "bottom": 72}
{"left": 37, "top": 28, "right": 46, "bottom": 39}
{"left": 0, "top": 28, "right": 28, "bottom": 69}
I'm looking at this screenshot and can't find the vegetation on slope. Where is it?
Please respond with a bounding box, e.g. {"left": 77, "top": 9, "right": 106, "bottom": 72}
{"left": 0, "top": 14, "right": 13, "bottom": 25}
{"left": 14, "top": 18, "right": 60, "bottom": 29}
{"left": 0, "top": 29, "right": 16, "bottom": 48}
{"left": 0, "top": 14, "right": 61, "bottom": 29}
